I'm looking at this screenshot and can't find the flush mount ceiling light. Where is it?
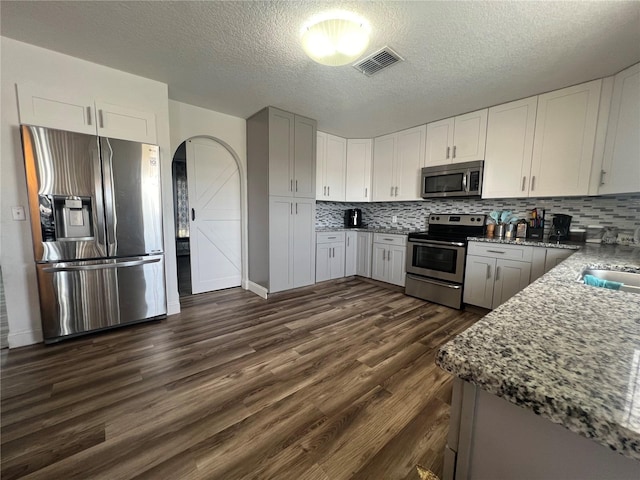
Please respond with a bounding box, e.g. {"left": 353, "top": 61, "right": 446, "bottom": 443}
{"left": 300, "top": 11, "right": 371, "bottom": 66}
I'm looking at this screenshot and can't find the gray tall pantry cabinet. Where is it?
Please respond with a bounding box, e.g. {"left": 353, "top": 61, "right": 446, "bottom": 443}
{"left": 247, "top": 107, "right": 317, "bottom": 293}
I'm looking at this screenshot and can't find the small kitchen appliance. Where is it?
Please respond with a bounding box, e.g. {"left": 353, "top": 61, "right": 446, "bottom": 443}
{"left": 549, "top": 214, "right": 572, "bottom": 243}
{"left": 405, "top": 213, "right": 486, "bottom": 309}
{"left": 421, "top": 161, "right": 484, "bottom": 198}
{"left": 344, "top": 208, "right": 363, "bottom": 228}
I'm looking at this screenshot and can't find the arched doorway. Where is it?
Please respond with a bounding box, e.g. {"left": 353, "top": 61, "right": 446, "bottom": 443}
{"left": 172, "top": 137, "right": 242, "bottom": 296}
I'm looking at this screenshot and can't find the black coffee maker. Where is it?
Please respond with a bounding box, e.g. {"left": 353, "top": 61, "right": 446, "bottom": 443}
{"left": 344, "top": 209, "right": 363, "bottom": 228}
{"left": 549, "top": 214, "right": 572, "bottom": 243}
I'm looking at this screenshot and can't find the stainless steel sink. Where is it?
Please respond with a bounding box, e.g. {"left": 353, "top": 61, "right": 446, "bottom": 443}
{"left": 578, "top": 268, "right": 640, "bottom": 294}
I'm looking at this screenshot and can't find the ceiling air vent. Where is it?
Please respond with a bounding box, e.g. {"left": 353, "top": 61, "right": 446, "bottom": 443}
{"left": 353, "top": 47, "right": 404, "bottom": 76}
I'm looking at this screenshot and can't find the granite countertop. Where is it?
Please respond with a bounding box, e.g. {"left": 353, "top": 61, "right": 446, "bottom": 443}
{"left": 316, "top": 227, "right": 418, "bottom": 235}
{"left": 467, "top": 235, "right": 583, "bottom": 250}
{"left": 436, "top": 243, "right": 640, "bottom": 461}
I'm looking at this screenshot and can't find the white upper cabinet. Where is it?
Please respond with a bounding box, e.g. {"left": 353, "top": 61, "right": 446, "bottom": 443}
{"left": 530, "top": 79, "right": 602, "bottom": 197}
{"left": 372, "top": 133, "right": 397, "bottom": 201}
{"left": 425, "top": 118, "right": 454, "bottom": 166}
{"left": 483, "top": 96, "right": 538, "bottom": 198}
{"left": 345, "top": 138, "right": 373, "bottom": 202}
{"left": 372, "top": 125, "right": 426, "bottom": 201}
{"left": 598, "top": 63, "right": 640, "bottom": 195}
{"left": 17, "top": 84, "right": 157, "bottom": 143}
{"left": 294, "top": 115, "right": 317, "bottom": 198}
{"left": 17, "top": 84, "right": 96, "bottom": 135}
{"left": 396, "top": 125, "right": 427, "bottom": 200}
{"left": 316, "top": 132, "right": 346, "bottom": 201}
{"left": 452, "top": 109, "right": 488, "bottom": 163}
{"left": 94, "top": 101, "right": 157, "bottom": 144}
{"left": 425, "top": 109, "right": 487, "bottom": 166}
{"left": 269, "top": 109, "right": 295, "bottom": 197}
{"left": 269, "top": 109, "right": 316, "bottom": 199}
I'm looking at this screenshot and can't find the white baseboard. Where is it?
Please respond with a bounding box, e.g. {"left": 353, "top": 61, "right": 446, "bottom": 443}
{"left": 246, "top": 280, "right": 268, "bottom": 299}
{"left": 8, "top": 328, "right": 43, "bottom": 348}
{"left": 167, "top": 300, "right": 181, "bottom": 316}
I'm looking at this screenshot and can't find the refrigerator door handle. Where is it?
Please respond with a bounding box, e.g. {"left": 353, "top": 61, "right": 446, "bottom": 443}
{"left": 101, "top": 138, "right": 117, "bottom": 256}
{"left": 92, "top": 140, "right": 108, "bottom": 256}
{"left": 43, "top": 256, "right": 161, "bottom": 273}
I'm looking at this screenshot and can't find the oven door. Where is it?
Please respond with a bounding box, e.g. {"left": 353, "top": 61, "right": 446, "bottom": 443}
{"left": 406, "top": 239, "right": 466, "bottom": 283}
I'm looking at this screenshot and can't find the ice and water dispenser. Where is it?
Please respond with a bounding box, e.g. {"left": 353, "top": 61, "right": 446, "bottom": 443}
{"left": 39, "top": 195, "right": 93, "bottom": 242}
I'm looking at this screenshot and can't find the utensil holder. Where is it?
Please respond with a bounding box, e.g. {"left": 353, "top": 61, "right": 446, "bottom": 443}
{"left": 527, "top": 228, "right": 544, "bottom": 240}
{"left": 495, "top": 224, "right": 506, "bottom": 238}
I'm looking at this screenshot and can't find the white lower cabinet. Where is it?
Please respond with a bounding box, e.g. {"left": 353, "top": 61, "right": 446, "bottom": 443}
{"left": 491, "top": 259, "right": 532, "bottom": 308}
{"left": 316, "top": 232, "right": 345, "bottom": 282}
{"left": 531, "top": 247, "right": 575, "bottom": 283}
{"left": 371, "top": 234, "right": 406, "bottom": 287}
{"left": 464, "top": 242, "right": 533, "bottom": 309}
{"left": 345, "top": 231, "right": 357, "bottom": 276}
{"left": 356, "top": 232, "right": 373, "bottom": 278}
{"left": 463, "top": 255, "right": 496, "bottom": 309}
{"left": 269, "top": 197, "right": 316, "bottom": 293}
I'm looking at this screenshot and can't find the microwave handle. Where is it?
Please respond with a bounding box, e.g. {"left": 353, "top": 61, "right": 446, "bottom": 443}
{"left": 462, "top": 172, "right": 468, "bottom": 192}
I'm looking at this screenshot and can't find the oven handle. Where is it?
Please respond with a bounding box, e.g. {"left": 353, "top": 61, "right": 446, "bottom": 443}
{"left": 406, "top": 274, "right": 462, "bottom": 289}
{"left": 408, "top": 239, "right": 465, "bottom": 247}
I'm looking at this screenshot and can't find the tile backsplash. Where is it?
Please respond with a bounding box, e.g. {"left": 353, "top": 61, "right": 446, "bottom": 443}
{"left": 316, "top": 194, "right": 640, "bottom": 235}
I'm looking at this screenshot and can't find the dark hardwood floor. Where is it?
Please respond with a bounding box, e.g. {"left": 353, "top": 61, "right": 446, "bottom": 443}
{"left": 1, "top": 277, "right": 481, "bottom": 479}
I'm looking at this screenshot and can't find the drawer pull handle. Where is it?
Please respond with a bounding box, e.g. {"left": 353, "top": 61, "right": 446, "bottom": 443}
{"left": 486, "top": 250, "right": 505, "bottom": 254}
{"left": 383, "top": 238, "right": 394, "bottom": 241}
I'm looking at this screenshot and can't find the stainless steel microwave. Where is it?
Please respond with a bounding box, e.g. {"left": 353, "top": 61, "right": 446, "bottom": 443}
{"left": 421, "top": 160, "right": 484, "bottom": 198}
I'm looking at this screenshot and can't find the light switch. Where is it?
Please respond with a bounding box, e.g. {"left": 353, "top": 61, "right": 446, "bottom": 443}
{"left": 11, "top": 206, "right": 26, "bottom": 221}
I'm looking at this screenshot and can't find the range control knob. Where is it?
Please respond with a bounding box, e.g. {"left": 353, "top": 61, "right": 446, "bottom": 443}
{"left": 471, "top": 218, "right": 475, "bottom": 222}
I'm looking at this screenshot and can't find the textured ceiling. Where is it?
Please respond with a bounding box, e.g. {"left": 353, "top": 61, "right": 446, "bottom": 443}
{"left": 1, "top": 1, "right": 639, "bottom": 138}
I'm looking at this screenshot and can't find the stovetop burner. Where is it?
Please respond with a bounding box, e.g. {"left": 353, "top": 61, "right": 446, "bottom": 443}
{"left": 408, "top": 213, "right": 486, "bottom": 243}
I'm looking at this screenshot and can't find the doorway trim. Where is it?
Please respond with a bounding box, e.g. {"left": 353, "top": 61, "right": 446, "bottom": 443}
{"left": 171, "top": 135, "right": 248, "bottom": 304}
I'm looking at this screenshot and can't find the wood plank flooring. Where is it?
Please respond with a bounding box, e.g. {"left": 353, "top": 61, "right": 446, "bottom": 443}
{"left": 1, "top": 277, "right": 481, "bottom": 479}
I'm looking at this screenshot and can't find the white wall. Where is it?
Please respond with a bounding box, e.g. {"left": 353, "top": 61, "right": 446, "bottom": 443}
{"left": 0, "top": 37, "right": 178, "bottom": 347}
{"left": 168, "top": 101, "right": 248, "bottom": 289}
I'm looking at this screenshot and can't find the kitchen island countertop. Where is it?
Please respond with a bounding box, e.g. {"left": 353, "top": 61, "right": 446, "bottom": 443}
{"left": 437, "top": 243, "right": 640, "bottom": 461}
{"left": 467, "top": 235, "right": 583, "bottom": 250}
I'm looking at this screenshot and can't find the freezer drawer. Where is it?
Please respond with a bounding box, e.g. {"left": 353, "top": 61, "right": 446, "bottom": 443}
{"left": 36, "top": 255, "right": 166, "bottom": 341}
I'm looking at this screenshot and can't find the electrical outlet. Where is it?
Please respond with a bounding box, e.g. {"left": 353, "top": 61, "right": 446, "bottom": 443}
{"left": 392, "top": 215, "right": 398, "bottom": 223}
{"left": 11, "top": 206, "right": 26, "bottom": 221}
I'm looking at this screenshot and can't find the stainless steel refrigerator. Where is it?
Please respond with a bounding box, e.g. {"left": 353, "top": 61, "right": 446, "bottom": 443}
{"left": 21, "top": 125, "right": 166, "bottom": 343}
